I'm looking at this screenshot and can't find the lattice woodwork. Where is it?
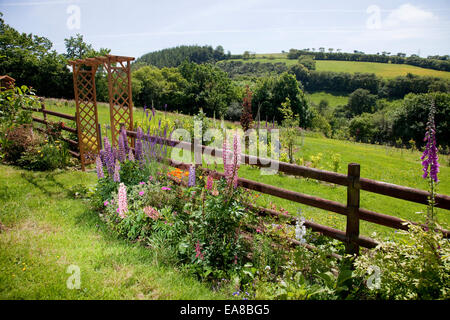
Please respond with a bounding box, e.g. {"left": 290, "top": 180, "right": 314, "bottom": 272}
{"left": 72, "top": 64, "right": 101, "bottom": 171}
{"left": 69, "top": 55, "right": 134, "bottom": 171}
{"left": 107, "top": 60, "right": 133, "bottom": 146}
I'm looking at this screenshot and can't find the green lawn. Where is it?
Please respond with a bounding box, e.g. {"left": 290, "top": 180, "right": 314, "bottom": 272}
{"left": 226, "top": 56, "right": 450, "bottom": 79}
{"left": 40, "top": 99, "right": 450, "bottom": 239}
{"left": 0, "top": 165, "right": 227, "bottom": 299}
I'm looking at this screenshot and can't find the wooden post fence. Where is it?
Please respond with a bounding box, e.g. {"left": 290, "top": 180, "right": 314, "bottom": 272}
{"left": 346, "top": 163, "right": 361, "bottom": 255}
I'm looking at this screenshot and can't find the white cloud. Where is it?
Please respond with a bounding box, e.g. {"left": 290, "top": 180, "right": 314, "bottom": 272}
{"left": 383, "top": 3, "right": 436, "bottom": 28}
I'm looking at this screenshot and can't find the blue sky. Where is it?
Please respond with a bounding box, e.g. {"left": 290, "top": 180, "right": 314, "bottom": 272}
{"left": 1, "top": 0, "right": 449, "bottom": 58}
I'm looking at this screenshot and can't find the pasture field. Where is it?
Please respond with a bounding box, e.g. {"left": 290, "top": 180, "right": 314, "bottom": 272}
{"left": 227, "top": 55, "right": 450, "bottom": 79}
{"left": 39, "top": 99, "right": 450, "bottom": 240}
{"left": 315, "top": 60, "right": 450, "bottom": 79}
{"left": 306, "top": 91, "right": 349, "bottom": 107}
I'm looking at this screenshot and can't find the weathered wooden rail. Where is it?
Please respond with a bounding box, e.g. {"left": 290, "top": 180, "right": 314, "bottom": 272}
{"left": 125, "top": 129, "right": 450, "bottom": 255}
{"left": 22, "top": 99, "right": 80, "bottom": 159}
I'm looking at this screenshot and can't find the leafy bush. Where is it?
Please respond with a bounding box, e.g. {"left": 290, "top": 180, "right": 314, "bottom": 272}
{"left": 18, "top": 138, "right": 71, "bottom": 171}
{"left": 0, "top": 85, "right": 36, "bottom": 127}
{"left": 0, "top": 124, "right": 39, "bottom": 162}
{"left": 354, "top": 224, "right": 450, "bottom": 300}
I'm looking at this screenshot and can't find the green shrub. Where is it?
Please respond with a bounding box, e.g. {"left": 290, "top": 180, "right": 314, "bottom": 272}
{"left": 354, "top": 224, "right": 450, "bottom": 300}
{"left": 18, "top": 138, "right": 71, "bottom": 171}
{"left": 0, "top": 124, "right": 40, "bottom": 162}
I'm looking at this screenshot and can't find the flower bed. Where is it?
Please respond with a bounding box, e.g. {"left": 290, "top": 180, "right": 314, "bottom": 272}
{"left": 90, "top": 114, "right": 449, "bottom": 300}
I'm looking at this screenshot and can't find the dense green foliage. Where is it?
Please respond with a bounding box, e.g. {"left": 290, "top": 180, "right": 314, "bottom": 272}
{"left": 132, "top": 61, "right": 242, "bottom": 117}
{"left": 0, "top": 14, "right": 110, "bottom": 101}
{"left": 0, "top": 85, "right": 72, "bottom": 170}
{"left": 344, "top": 92, "right": 450, "bottom": 150}
{"left": 135, "top": 45, "right": 230, "bottom": 68}
{"left": 218, "top": 60, "right": 449, "bottom": 99}
{"left": 0, "top": 14, "right": 72, "bottom": 98}
{"left": 252, "top": 73, "right": 310, "bottom": 127}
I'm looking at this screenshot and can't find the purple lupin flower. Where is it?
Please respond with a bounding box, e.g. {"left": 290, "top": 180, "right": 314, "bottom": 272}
{"left": 128, "top": 149, "right": 134, "bottom": 162}
{"left": 121, "top": 127, "right": 129, "bottom": 155}
{"left": 103, "top": 137, "right": 115, "bottom": 176}
{"left": 96, "top": 155, "right": 104, "bottom": 179}
{"left": 421, "top": 102, "right": 440, "bottom": 183}
{"left": 188, "top": 165, "right": 196, "bottom": 187}
{"left": 118, "top": 134, "right": 126, "bottom": 163}
{"left": 135, "top": 127, "right": 143, "bottom": 161}
{"left": 113, "top": 160, "right": 121, "bottom": 182}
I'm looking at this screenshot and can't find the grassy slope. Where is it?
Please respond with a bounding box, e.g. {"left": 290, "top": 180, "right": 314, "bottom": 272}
{"left": 40, "top": 100, "right": 450, "bottom": 238}
{"left": 0, "top": 165, "right": 226, "bottom": 299}
{"left": 226, "top": 56, "right": 450, "bottom": 79}
{"left": 306, "top": 92, "right": 348, "bottom": 107}
{"left": 315, "top": 60, "right": 450, "bottom": 79}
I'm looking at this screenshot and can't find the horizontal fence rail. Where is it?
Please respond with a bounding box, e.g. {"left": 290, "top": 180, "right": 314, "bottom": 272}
{"left": 124, "top": 130, "right": 449, "bottom": 254}
{"left": 22, "top": 101, "right": 80, "bottom": 159}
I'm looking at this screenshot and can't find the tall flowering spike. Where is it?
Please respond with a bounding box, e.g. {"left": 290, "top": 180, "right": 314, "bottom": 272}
{"left": 113, "top": 160, "right": 121, "bottom": 182}
{"left": 117, "top": 183, "right": 128, "bottom": 218}
{"left": 103, "top": 137, "right": 115, "bottom": 176}
{"left": 135, "top": 127, "right": 143, "bottom": 161}
{"left": 121, "top": 127, "right": 129, "bottom": 155}
{"left": 223, "top": 134, "right": 233, "bottom": 180}
{"left": 128, "top": 149, "right": 135, "bottom": 162}
{"left": 195, "top": 240, "right": 204, "bottom": 260}
{"left": 188, "top": 165, "right": 196, "bottom": 187}
{"left": 232, "top": 131, "right": 242, "bottom": 187}
{"left": 99, "top": 149, "right": 107, "bottom": 166}
{"left": 206, "top": 175, "right": 214, "bottom": 191}
{"left": 421, "top": 102, "right": 440, "bottom": 183}
{"left": 96, "top": 155, "right": 104, "bottom": 179}
{"left": 118, "top": 133, "right": 126, "bottom": 163}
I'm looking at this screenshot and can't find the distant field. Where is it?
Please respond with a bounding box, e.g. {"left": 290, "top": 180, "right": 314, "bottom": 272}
{"left": 315, "top": 60, "right": 450, "bottom": 79}
{"left": 306, "top": 92, "right": 349, "bottom": 107}
{"left": 228, "top": 55, "right": 450, "bottom": 79}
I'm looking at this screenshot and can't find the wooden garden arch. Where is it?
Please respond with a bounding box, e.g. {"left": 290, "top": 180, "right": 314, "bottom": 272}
{"left": 69, "top": 54, "right": 135, "bottom": 170}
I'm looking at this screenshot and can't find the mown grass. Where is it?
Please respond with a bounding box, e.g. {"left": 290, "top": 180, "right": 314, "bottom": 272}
{"left": 41, "top": 99, "right": 450, "bottom": 239}
{"left": 0, "top": 165, "right": 227, "bottom": 299}
{"left": 226, "top": 56, "right": 450, "bottom": 79}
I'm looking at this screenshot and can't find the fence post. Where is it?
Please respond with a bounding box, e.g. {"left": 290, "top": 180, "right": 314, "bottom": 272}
{"left": 346, "top": 163, "right": 360, "bottom": 255}
{"left": 40, "top": 98, "right": 48, "bottom": 130}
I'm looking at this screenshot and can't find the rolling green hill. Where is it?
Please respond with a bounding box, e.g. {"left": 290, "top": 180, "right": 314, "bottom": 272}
{"left": 228, "top": 54, "right": 450, "bottom": 79}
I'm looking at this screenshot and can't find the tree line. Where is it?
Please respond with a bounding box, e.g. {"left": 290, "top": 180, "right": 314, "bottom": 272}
{"left": 134, "top": 45, "right": 231, "bottom": 69}
{"left": 286, "top": 48, "right": 450, "bottom": 72}
{"left": 217, "top": 60, "right": 450, "bottom": 99}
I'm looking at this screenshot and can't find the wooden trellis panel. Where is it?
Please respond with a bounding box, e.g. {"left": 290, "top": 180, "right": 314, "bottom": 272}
{"left": 69, "top": 55, "right": 134, "bottom": 170}
{"left": 107, "top": 60, "right": 133, "bottom": 146}
{"left": 71, "top": 64, "right": 101, "bottom": 171}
